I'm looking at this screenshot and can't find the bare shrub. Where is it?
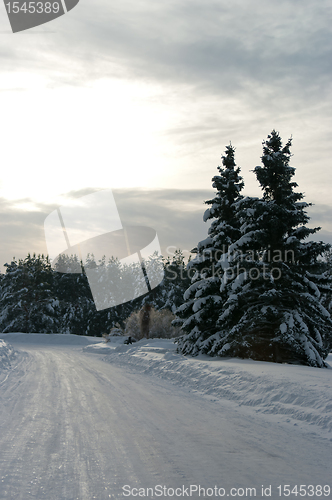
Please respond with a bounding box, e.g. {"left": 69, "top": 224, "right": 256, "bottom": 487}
{"left": 124, "top": 308, "right": 181, "bottom": 339}
{"left": 140, "top": 303, "right": 152, "bottom": 338}
{"left": 123, "top": 311, "right": 141, "bottom": 339}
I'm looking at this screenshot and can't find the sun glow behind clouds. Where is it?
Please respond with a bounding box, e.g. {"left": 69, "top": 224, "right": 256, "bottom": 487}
{"left": 0, "top": 78, "right": 173, "bottom": 203}
{"left": 0, "top": 73, "right": 331, "bottom": 210}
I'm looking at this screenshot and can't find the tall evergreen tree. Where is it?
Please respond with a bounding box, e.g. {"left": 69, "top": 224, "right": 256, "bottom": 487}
{"left": 0, "top": 254, "right": 59, "bottom": 333}
{"left": 162, "top": 250, "right": 191, "bottom": 312}
{"left": 209, "top": 130, "right": 332, "bottom": 367}
{"left": 175, "top": 144, "right": 244, "bottom": 355}
{"left": 53, "top": 254, "right": 95, "bottom": 335}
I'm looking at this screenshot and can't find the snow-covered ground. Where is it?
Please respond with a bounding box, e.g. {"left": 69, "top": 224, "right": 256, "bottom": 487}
{"left": 0, "top": 338, "right": 18, "bottom": 385}
{"left": 0, "top": 333, "right": 331, "bottom": 500}
{"left": 0, "top": 338, "right": 17, "bottom": 366}
{"left": 84, "top": 337, "right": 332, "bottom": 441}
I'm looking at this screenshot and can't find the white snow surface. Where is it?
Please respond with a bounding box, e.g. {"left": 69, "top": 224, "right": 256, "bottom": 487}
{"left": 84, "top": 337, "right": 332, "bottom": 440}
{"left": 0, "top": 339, "right": 17, "bottom": 374}
{"left": 0, "top": 333, "right": 331, "bottom": 500}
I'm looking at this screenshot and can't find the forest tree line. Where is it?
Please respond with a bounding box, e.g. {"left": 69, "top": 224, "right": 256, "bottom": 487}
{"left": 0, "top": 250, "right": 190, "bottom": 336}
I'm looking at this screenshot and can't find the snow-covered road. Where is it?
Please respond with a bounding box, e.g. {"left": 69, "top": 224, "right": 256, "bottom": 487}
{"left": 0, "top": 336, "right": 331, "bottom": 500}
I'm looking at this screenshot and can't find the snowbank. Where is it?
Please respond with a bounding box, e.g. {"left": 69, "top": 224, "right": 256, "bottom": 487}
{"left": 2, "top": 333, "right": 331, "bottom": 441}
{"left": 84, "top": 338, "right": 332, "bottom": 440}
{"left": 0, "top": 333, "right": 103, "bottom": 346}
{"left": 0, "top": 339, "right": 17, "bottom": 372}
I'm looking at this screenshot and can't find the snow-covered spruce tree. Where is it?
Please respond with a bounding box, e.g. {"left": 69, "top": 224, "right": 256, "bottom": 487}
{"left": 174, "top": 144, "right": 244, "bottom": 355}
{"left": 209, "top": 130, "right": 332, "bottom": 367}
{"left": 0, "top": 254, "right": 60, "bottom": 333}
{"left": 83, "top": 255, "right": 153, "bottom": 336}
{"left": 55, "top": 254, "right": 131, "bottom": 336}
{"left": 53, "top": 254, "right": 95, "bottom": 335}
{"left": 151, "top": 250, "right": 191, "bottom": 313}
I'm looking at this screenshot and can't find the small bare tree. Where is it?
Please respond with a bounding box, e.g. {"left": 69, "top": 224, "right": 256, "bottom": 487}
{"left": 139, "top": 303, "right": 152, "bottom": 339}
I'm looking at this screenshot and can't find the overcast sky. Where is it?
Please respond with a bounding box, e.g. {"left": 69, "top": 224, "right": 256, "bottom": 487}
{"left": 0, "top": 0, "right": 331, "bottom": 270}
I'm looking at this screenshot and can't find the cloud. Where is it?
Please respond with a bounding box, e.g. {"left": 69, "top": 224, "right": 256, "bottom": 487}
{"left": 2, "top": 0, "right": 331, "bottom": 100}
{"left": 0, "top": 197, "right": 50, "bottom": 271}
{"left": 0, "top": 0, "right": 331, "bottom": 239}
{"left": 0, "top": 189, "right": 210, "bottom": 271}
{"left": 0, "top": 189, "right": 330, "bottom": 273}
{"left": 113, "top": 188, "right": 210, "bottom": 254}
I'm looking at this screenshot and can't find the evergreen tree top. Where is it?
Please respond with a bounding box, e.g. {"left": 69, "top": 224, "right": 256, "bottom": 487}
{"left": 204, "top": 143, "right": 244, "bottom": 225}
{"left": 254, "top": 129, "right": 299, "bottom": 205}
